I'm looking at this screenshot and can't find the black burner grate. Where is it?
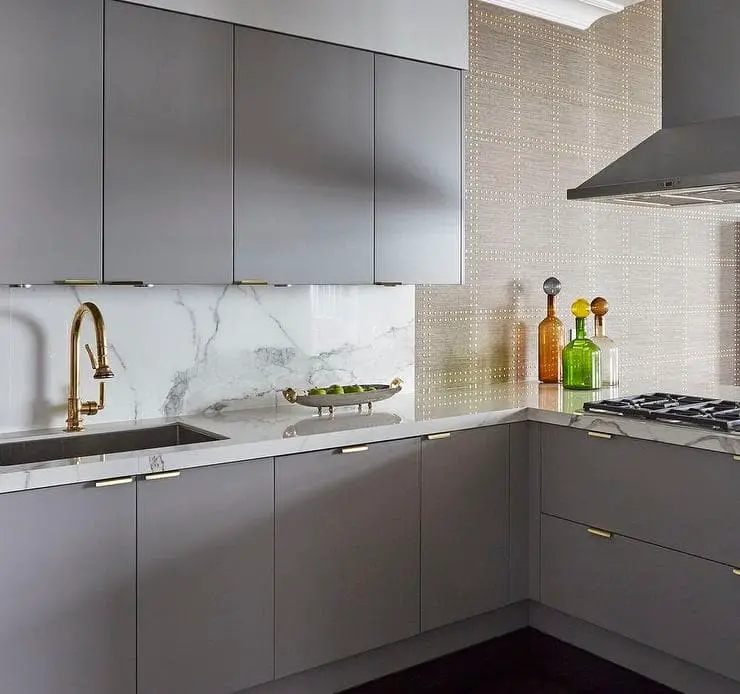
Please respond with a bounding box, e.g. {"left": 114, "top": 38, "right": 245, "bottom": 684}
{"left": 583, "top": 393, "right": 740, "bottom": 431}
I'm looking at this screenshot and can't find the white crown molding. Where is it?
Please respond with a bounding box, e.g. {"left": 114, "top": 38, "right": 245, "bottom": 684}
{"left": 483, "top": 0, "right": 643, "bottom": 30}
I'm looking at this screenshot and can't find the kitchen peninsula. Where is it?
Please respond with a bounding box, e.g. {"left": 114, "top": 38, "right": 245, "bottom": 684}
{"left": 0, "top": 380, "right": 738, "bottom": 694}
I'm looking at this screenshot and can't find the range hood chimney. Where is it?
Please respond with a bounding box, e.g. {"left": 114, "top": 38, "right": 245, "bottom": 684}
{"left": 568, "top": 0, "right": 740, "bottom": 207}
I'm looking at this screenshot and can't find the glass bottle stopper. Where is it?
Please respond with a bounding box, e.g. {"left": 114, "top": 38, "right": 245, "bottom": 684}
{"left": 571, "top": 298, "right": 591, "bottom": 319}
{"left": 590, "top": 297, "right": 609, "bottom": 317}
{"left": 543, "top": 277, "right": 562, "bottom": 296}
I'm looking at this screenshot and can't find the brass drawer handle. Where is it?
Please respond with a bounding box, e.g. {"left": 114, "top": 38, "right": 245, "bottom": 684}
{"left": 94, "top": 477, "right": 134, "bottom": 488}
{"left": 733, "top": 569, "right": 740, "bottom": 577}
{"left": 733, "top": 456, "right": 740, "bottom": 462}
{"left": 340, "top": 446, "right": 369, "bottom": 454}
{"left": 587, "top": 431, "right": 613, "bottom": 440}
{"left": 426, "top": 432, "right": 451, "bottom": 441}
{"left": 374, "top": 282, "right": 403, "bottom": 287}
{"left": 55, "top": 279, "right": 98, "bottom": 286}
{"left": 144, "top": 471, "right": 181, "bottom": 481}
{"left": 236, "top": 279, "right": 269, "bottom": 286}
{"left": 587, "top": 528, "right": 613, "bottom": 539}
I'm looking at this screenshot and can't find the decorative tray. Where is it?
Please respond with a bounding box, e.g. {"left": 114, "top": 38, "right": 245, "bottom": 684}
{"left": 283, "top": 378, "right": 402, "bottom": 415}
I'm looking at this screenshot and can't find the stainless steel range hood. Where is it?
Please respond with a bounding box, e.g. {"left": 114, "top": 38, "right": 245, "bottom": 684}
{"left": 568, "top": 0, "right": 740, "bottom": 207}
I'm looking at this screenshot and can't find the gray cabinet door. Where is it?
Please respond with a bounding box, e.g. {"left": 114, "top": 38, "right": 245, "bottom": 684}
{"left": 235, "top": 28, "right": 374, "bottom": 285}
{"left": 137, "top": 460, "right": 274, "bottom": 694}
{"left": 0, "top": 0, "right": 102, "bottom": 284}
{"left": 421, "top": 427, "right": 509, "bottom": 631}
{"left": 275, "top": 439, "right": 420, "bottom": 677}
{"left": 375, "top": 55, "right": 463, "bottom": 285}
{"left": 540, "top": 514, "right": 740, "bottom": 683}
{"left": 541, "top": 425, "right": 740, "bottom": 566}
{"left": 0, "top": 481, "right": 135, "bottom": 694}
{"left": 105, "top": 1, "right": 233, "bottom": 284}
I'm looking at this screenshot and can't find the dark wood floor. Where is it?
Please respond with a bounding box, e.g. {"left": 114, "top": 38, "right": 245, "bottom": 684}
{"left": 343, "top": 629, "right": 680, "bottom": 694}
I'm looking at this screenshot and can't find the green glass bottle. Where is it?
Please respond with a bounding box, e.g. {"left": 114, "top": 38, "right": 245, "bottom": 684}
{"left": 562, "top": 298, "right": 602, "bottom": 390}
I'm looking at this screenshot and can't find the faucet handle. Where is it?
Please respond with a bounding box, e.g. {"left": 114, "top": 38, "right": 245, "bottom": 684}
{"left": 84, "top": 343, "right": 98, "bottom": 370}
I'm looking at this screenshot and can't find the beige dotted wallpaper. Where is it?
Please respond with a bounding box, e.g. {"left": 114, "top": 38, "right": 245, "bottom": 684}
{"left": 416, "top": 0, "right": 740, "bottom": 407}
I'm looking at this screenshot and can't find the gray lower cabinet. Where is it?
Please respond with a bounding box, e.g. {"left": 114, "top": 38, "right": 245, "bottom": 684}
{"left": 541, "top": 425, "right": 740, "bottom": 566}
{"left": 375, "top": 55, "right": 463, "bottom": 285}
{"left": 137, "top": 460, "right": 275, "bottom": 694}
{"left": 105, "top": 1, "right": 234, "bottom": 284}
{"left": 541, "top": 514, "right": 740, "bottom": 683}
{"left": 421, "top": 427, "right": 509, "bottom": 631}
{"left": 0, "top": 0, "right": 102, "bottom": 284}
{"left": 0, "top": 481, "right": 135, "bottom": 694}
{"left": 275, "top": 439, "right": 420, "bottom": 677}
{"left": 235, "top": 27, "right": 374, "bottom": 285}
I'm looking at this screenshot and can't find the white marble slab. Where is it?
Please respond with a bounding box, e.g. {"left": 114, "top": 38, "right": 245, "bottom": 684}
{"left": 3, "top": 379, "right": 740, "bottom": 494}
{"left": 2, "top": 284, "right": 415, "bottom": 432}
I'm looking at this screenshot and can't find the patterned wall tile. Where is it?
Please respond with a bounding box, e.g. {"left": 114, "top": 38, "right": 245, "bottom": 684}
{"left": 417, "top": 0, "right": 740, "bottom": 407}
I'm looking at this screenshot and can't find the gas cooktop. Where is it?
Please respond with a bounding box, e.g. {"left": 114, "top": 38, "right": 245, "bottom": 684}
{"left": 583, "top": 393, "right": 740, "bottom": 432}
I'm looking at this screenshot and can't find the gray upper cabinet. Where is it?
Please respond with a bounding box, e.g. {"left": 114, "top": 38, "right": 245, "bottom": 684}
{"left": 421, "top": 427, "right": 510, "bottom": 631}
{"left": 275, "top": 439, "right": 420, "bottom": 677}
{"left": 375, "top": 55, "right": 463, "bottom": 285}
{"left": 541, "top": 425, "right": 740, "bottom": 566}
{"left": 540, "top": 514, "right": 740, "bottom": 683}
{"left": 137, "top": 460, "right": 275, "bottom": 694}
{"left": 235, "top": 28, "right": 374, "bottom": 285}
{"left": 0, "top": 481, "right": 136, "bottom": 694}
{"left": 0, "top": 0, "right": 102, "bottom": 285}
{"left": 105, "top": 1, "right": 233, "bottom": 284}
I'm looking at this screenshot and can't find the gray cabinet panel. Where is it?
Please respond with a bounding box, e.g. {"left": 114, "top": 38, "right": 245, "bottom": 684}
{"left": 541, "top": 425, "right": 740, "bottom": 566}
{"left": 137, "top": 460, "right": 274, "bottom": 694}
{"left": 275, "top": 439, "right": 420, "bottom": 677}
{"left": 375, "top": 55, "right": 462, "bottom": 285}
{"left": 421, "top": 427, "right": 509, "bottom": 631}
{"left": 105, "top": 1, "right": 233, "bottom": 284}
{"left": 0, "top": 482, "right": 135, "bottom": 694}
{"left": 540, "top": 514, "right": 740, "bottom": 683}
{"left": 0, "top": 0, "right": 102, "bottom": 284}
{"left": 235, "top": 28, "right": 374, "bottom": 285}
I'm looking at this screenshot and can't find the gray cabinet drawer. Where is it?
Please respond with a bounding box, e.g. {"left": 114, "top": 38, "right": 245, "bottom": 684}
{"left": 275, "top": 439, "right": 420, "bottom": 677}
{"left": 541, "top": 425, "right": 740, "bottom": 565}
{"left": 541, "top": 514, "right": 740, "bottom": 683}
{"left": 421, "top": 426, "right": 509, "bottom": 631}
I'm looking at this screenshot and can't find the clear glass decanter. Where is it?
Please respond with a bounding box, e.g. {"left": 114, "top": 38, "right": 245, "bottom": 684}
{"left": 590, "top": 297, "right": 619, "bottom": 387}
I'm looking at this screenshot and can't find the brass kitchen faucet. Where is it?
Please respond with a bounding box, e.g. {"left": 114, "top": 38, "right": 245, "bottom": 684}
{"left": 65, "top": 302, "right": 114, "bottom": 432}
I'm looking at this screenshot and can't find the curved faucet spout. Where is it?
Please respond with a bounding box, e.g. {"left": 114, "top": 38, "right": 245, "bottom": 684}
{"left": 66, "top": 302, "right": 115, "bottom": 432}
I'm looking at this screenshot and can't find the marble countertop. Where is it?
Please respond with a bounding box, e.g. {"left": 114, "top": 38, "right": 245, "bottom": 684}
{"left": 3, "top": 379, "right": 740, "bottom": 494}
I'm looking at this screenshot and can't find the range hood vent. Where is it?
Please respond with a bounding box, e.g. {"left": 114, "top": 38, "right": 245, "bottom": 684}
{"left": 568, "top": 0, "right": 740, "bottom": 207}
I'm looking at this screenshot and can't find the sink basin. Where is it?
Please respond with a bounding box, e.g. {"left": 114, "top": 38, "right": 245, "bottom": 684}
{"left": 0, "top": 423, "right": 225, "bottom": 467}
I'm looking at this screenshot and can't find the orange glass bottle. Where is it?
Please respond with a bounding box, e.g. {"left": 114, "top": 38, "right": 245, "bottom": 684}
{"left": 538, "top": 277, "right": 564, "bottom": 383}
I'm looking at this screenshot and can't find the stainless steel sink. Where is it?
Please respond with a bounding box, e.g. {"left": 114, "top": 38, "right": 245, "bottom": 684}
{"left": 0, "top": 423, "right": 225, "bottom": 467}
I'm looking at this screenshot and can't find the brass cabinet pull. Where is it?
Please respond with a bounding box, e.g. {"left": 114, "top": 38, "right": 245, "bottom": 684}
{"left": 340, "top": 445, "right": 369, "bottom": 454}
{"left": 733, "top": 569, "right": 740, "bottom": 577}
{"left": 426, "top": 432, "right": 452, "bottom": 441}
{"left": 733, "top": 456, "right": 740, "bottom": 462}
{"left": 374, "top": 282, "right": 403, "bottom": 287}
{"left": 55, "top": 279, "right": 98, "bottom": 285}
{"left": 587, "top": 528, "right": 613, "bottom": 539}
{"left": 144, "top": 471, "right": 181, "bottom": 481}
{"left": 587, "top": 431, "right": 613, "bottom": 440}
{"left": 236, "top": 279, "right": 269, "bottom": 286}
{"left": 94, "top": 477, "right": 134, "bottom": 488}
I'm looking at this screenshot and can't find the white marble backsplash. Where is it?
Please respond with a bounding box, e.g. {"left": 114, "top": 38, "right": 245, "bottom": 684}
{"left": 0, "top": 284, "right": 415, "bottom": 433}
